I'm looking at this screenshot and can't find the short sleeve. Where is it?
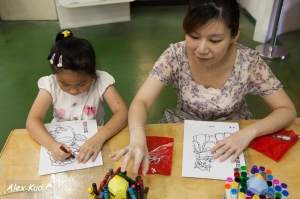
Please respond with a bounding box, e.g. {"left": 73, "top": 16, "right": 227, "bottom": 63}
{"left": 97, "top": 71, "right": 115, "bottom": 96}
{"left": 149, "top": 42, "right": 185, "bottom": 85}
{"left": 248, "top": 54, "right": 283, "bottom": 97}
{"left": 38, "top": 76, "right": 51, "bottom": 92}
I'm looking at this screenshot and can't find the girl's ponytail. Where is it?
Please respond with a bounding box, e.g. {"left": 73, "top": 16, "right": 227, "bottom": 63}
{"left": 55, "top": 29, "right": 73, "bottom": 42}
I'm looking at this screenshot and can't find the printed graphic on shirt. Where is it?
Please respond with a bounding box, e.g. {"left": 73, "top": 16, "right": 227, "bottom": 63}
{"left": 54, "top": 108, "right": 66, "bottom": 118}
{"left": 84, "top": 105, "right": 96, "bottom": 116}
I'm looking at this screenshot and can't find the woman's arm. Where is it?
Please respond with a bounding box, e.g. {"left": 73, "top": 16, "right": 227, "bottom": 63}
{"left": 109, "top": 76, "right": 166, "bottom": 177}
{"left": 210, "top": 89, "right": 297, "bottom": 163}
{"left": 77, "top": 85, "right": 128, "bottom": 163}
{"left": 26, "top": 89, "right": 72, "bottom": 160}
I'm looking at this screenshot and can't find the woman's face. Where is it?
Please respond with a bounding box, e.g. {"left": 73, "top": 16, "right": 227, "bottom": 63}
{"left": 185, "top": 20, "right": 239, "bottom": 68}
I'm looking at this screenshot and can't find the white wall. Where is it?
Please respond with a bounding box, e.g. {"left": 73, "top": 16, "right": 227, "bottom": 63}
{"left": 239, "top": 0, "right": 300, "bottom": 43}
{"left": 238, "top": 0, "right": 260, "bottom": 20}
{"left": 0, "top": 0, "right": 58, "bottom": 20}
{"left": 277, "top": 0, "right": 300, "bottom": 34}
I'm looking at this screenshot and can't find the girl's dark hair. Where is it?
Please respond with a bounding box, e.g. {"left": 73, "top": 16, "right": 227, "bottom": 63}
{"left": 47, "top": 30, "right": 97, "bottom": 80}
{"left": 183, "top": 0, "right": 240, "bottom": 37}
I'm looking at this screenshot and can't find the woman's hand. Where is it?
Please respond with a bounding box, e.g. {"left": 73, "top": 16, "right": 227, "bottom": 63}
{"left": 109, "top": 139, "right": 149, "bottom": 178}
{"left": 210, "top": 129, "right": 255, "bottom": 163}
{"left": 77, "top": 132, "right": 105, "bottom": 164}
{"left": 49, "top": 142, "right": 73, "bottom": 161}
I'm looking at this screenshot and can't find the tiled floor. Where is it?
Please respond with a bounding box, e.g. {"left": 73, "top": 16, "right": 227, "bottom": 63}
{"left": 0, "top": 5, "right": 299, "bottom": 151}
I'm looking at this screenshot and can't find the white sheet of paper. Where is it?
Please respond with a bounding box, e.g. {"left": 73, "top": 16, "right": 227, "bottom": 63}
{"left": 182, "top": 120, "right": 246, "bottom": 180}
{"left": 38, "top": 120, "right": 103, "bottom": 176}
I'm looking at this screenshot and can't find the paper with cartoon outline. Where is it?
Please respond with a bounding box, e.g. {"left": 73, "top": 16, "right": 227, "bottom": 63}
{"left": 38, "top": 120, "right": 103, "bottom": 175}
{"left": 182, "top": 120, "right": 246, "bottom": 180}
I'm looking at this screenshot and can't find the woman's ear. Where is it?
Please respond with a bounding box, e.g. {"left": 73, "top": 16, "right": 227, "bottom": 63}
{"left": 231, "top": 26, "right": 241, "bottom": 43}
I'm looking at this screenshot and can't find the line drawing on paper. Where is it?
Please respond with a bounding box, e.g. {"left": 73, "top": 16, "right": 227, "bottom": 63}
{"left": 192, "top": 132, "right": 231, "bottom": 172}
{"left": 47, "top": 126, "right": 87, "bottom": 166}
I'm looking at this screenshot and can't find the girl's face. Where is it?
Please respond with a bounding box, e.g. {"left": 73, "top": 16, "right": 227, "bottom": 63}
{"left": 185, "top": 20, "right": 240, "bottom": 68}
{"left": 55, "top": 70, "right": 93, "bottom": 95}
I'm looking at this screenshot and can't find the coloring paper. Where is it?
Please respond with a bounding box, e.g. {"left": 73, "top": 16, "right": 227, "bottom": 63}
{"left": 38, "top": 120, "right": 103, "bottom": 176}
{"left": 182, "top": 120, "right": 246, "bottom": 180}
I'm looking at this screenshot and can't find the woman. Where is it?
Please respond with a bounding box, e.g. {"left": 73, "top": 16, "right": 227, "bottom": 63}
{"left": 110, "top": 0, "right": 296, "bottom": 177}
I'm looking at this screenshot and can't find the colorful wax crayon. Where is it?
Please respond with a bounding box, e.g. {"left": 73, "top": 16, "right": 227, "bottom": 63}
{"left": 103, "top": 185, "right": 109, "bottom": 199}
{"left": 103, "top": 172, "right": 110, "bottom": 184}
{"left": 118, "top": 172, "right": 136, "bottom": 185}
{"left": 136, "top": 185, "right": 141, "bottom": 199}
{"left": 107, "top": 167, "right": 121, "bottom": 185}
{"left": 131, "top": 184, "right": 138, "bottom": 198}
{"left": 92, "top": 183, "right": 99, "bottom": 196}
{"left": 137, "top": 178, "right": 144, "bottom": 199}
{"left": 87, "top": 187, "right": 97, "bottom": 198}
{"left": 128, "top": 188, "right": 137, "bottom": 199}
{"left": 144, "top": 187, "right": 149, "bottom": 199}
{"left": 99, "top": 192, "right": 104, "bottom": 199}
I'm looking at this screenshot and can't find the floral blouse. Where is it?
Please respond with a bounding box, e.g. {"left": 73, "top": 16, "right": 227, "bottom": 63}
{"left": 149, "top": 41, "right": 282, "bottom": 120}
{"left": 38, "top": 70, "right": 115, "bottom": 125}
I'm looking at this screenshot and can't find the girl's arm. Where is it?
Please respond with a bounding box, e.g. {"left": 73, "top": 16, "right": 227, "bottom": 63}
{"left": 77, "top": 85, "right": 128, "bottom": 163}
{"left": 109, "top": 76, "right": 166, "bottom": 177}
{"left": 210, "top": 89, "right": 297, "bottom": 163}
{"left": 26, "top": 89, "right": 72, "bottom": 160}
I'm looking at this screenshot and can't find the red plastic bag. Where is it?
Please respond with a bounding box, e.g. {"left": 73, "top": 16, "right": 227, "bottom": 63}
{"left": 138, "top": 136, "right": 174, "bottom": 176}
{"left": 248, "top": 129, "right": 299, "bottom": 161}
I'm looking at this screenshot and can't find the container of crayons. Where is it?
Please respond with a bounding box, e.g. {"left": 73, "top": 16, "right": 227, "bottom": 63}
{"left": 87, "top": 167, "right": 149, "bottom": 199}
{"left": 223, "top": 165, "right": 289, "bottom": 199}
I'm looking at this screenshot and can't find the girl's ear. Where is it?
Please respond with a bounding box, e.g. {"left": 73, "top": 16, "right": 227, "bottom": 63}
{"left": 231, "top": 26, "right": 241, "bottom": 43}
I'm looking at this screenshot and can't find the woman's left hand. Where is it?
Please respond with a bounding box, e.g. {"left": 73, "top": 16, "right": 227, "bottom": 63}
{"left": 210, "top": 130, "right": 255, "bottom": 163}
{"left": 77, "top": 132, "right": 104, "bottom": 164}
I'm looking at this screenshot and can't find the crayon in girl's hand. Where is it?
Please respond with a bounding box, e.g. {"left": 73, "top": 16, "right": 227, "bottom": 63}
{"left": 60, "top": 146, "right": 75, "bottom": 158}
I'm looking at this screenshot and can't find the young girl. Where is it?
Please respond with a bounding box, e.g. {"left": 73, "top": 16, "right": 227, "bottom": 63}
{"left": 26, "top": 30, "right": 128, "bottom": 164}
{"left": 110, "top": 0, "right": 296, "bottom": 177}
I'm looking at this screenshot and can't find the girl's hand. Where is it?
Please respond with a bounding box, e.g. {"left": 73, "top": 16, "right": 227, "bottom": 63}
{"left": 77, "top": 133, "right": 105, "bottom": 164}
{"left": 49, "top": 142, "right": 73, "bottom": 161}
{"left": 210, "top": 130, "right": 255, "bottom": 163}
{"left": 109, "top": 139, "right": 149, "bottom": 178}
